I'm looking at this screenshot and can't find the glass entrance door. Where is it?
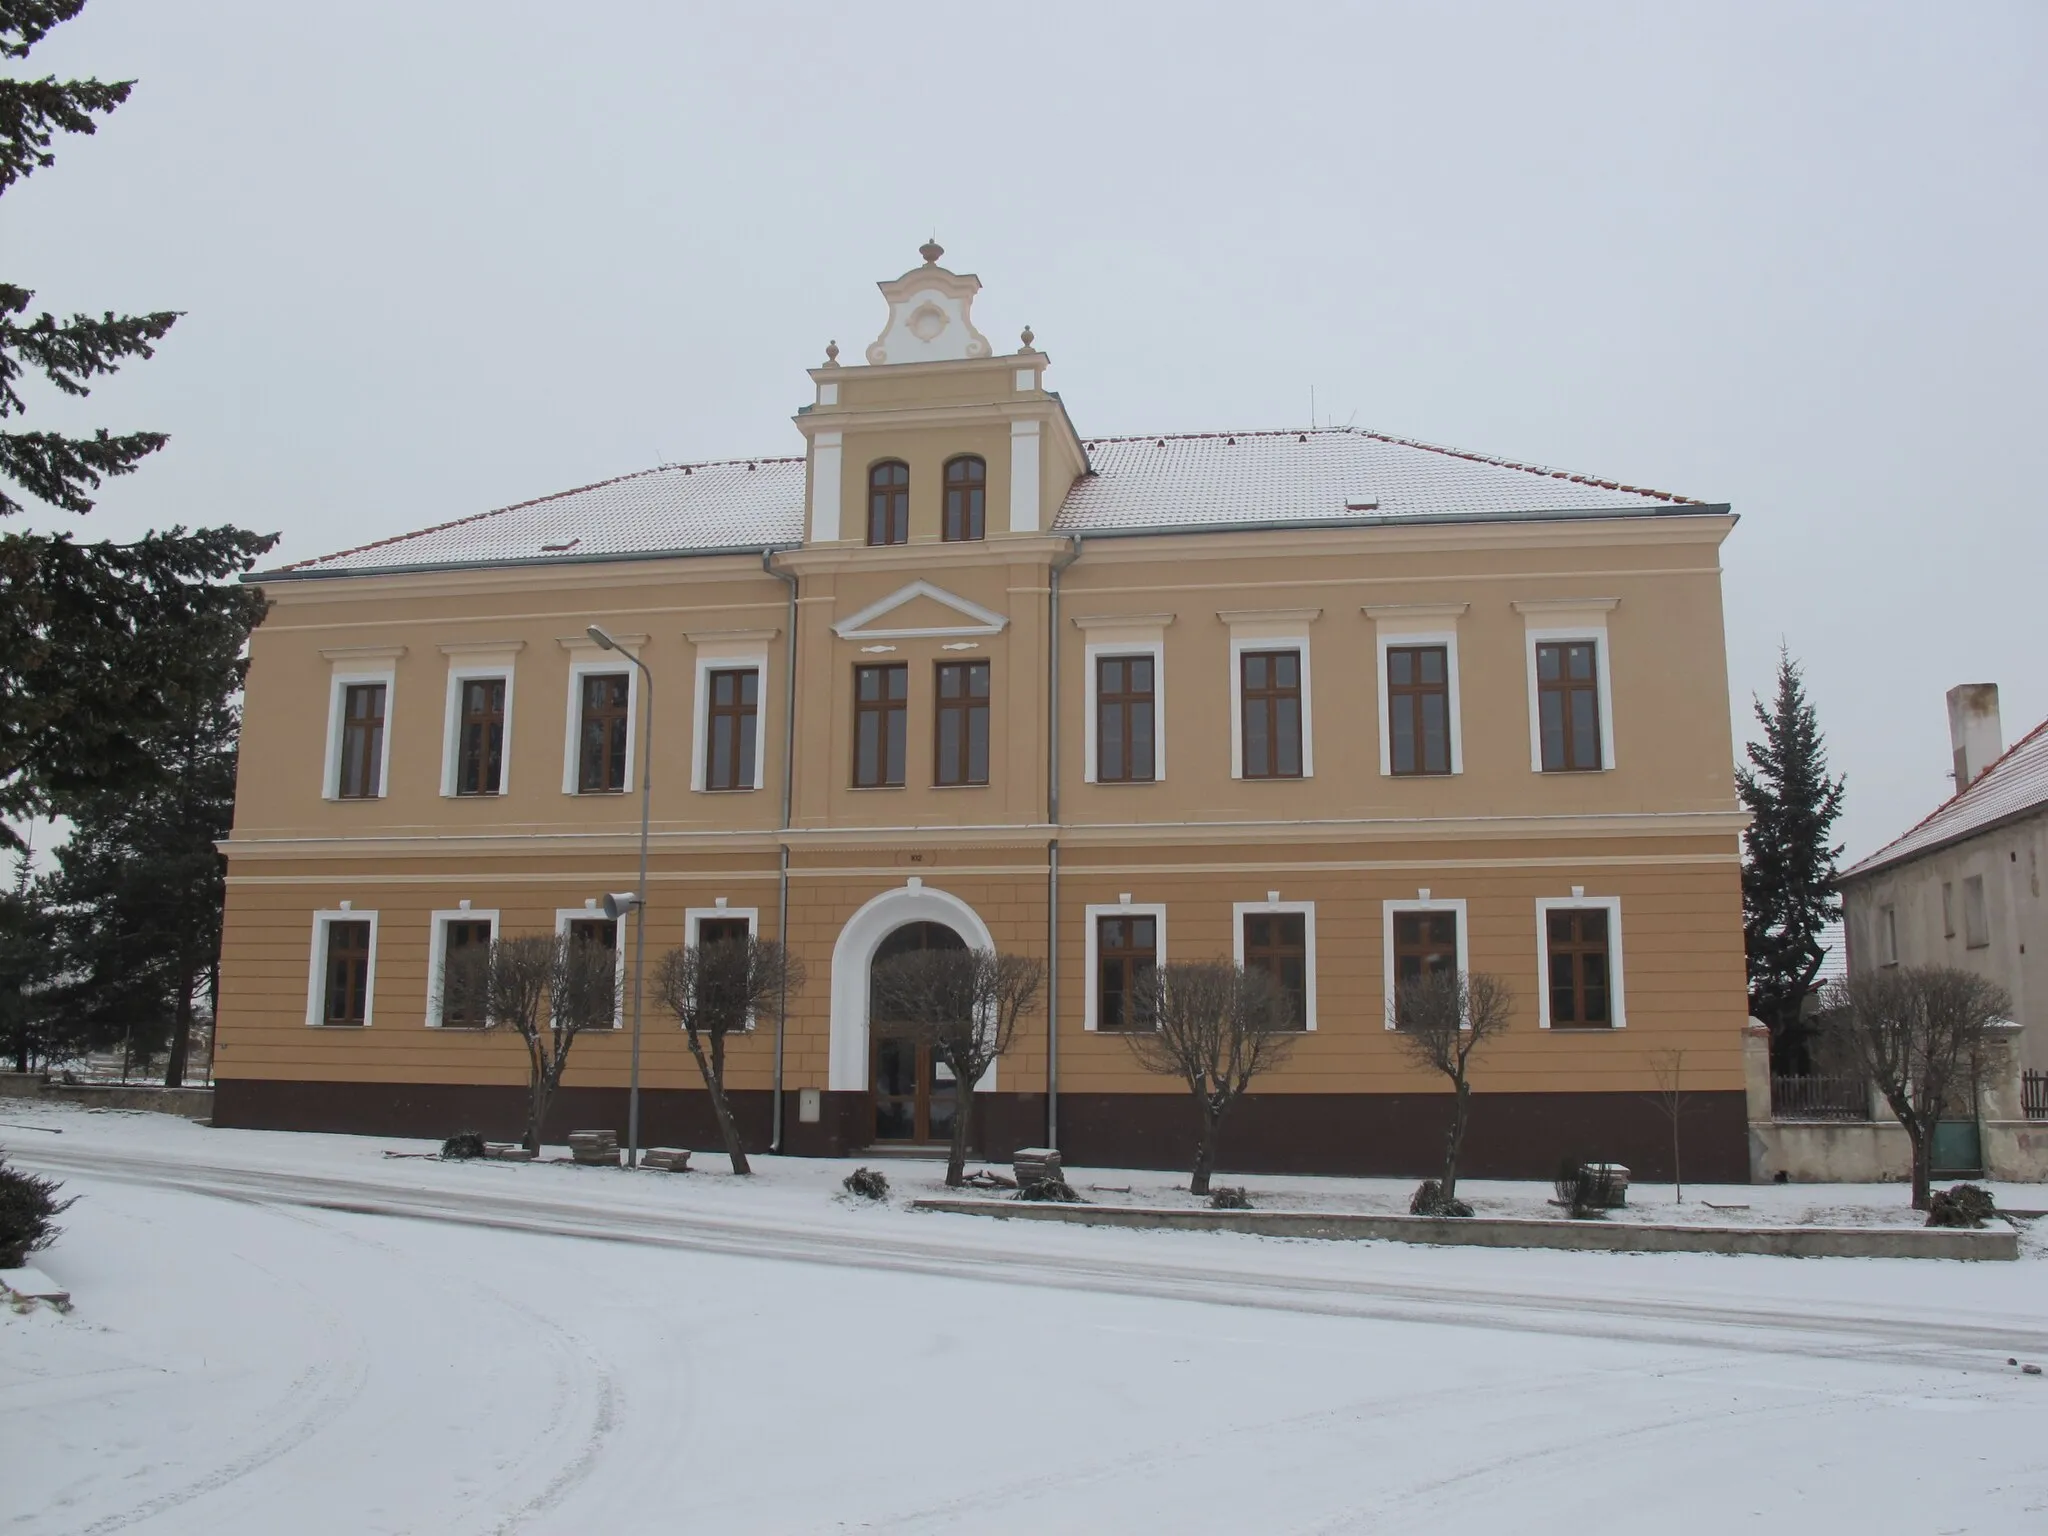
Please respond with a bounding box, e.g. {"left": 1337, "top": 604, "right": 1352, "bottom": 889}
{"left": 869, "top": 920, "right": 967, "bottom": 1145}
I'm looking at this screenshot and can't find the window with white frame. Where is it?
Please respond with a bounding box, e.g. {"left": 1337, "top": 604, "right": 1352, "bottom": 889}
{"left": 687, "top": 630, "right": 775, "bottom": 793}
{"left": 1514, "top": 599, "right": 1617, "bottom": 773}
{"left": 1365, "top": 604, "right": 1467, "bottom": 777}
{"left": 1234, "top": 898, "right": 1315, "bottom": 1030}
{"left": 1535, "top": 895, "right": 1626, "bottom": 1029}
{"left": 1382, "top": 896, "right": 1469, "bottom": 1028}
{"left": 319, "top": 645, "right": 404, "bottom": 800}
{"left": 427, "top": 908, "right": 499, "bottom": 1027}
{"left": 1221, "top": 609, "right": 1318, "bottom": 780}
{"left": 439, "top": 643, "right": 522, "bottom": 798}
{"left": 307, "top": 909, "right": 379, "bottom": 1027}
{"left": 1074, "top": 612, "right": 1174, "bottom": 785}
{"left": 558, "top": 636, "right": 644, "bottom": 795}
{"left": 684, "top": 904, "right": 760, "bottom": 1029}
{"left": 1083, "top": 901, "right": 1166, "bottom": 1031}
{"left": 556, "top": 906, "right": 626, "bottom": 1025}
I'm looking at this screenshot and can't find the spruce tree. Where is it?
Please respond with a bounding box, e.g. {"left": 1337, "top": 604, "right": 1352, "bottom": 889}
{"left": 0, "top": 1, "right": 274, "bottom": 848}
{"left": 1737, "top": 648, "right": 1846, "bottom": 1069}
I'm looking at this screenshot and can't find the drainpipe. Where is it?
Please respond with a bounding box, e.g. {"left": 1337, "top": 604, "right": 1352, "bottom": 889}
{"left": 1046, "top": 535, "right": 1082, "bottom": 1150}
{"left": 764, "top": 549, "right": 799, "bottom": 1153}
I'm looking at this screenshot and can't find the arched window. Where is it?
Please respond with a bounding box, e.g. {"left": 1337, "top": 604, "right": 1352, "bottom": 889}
{"left": 868, "top": 460, "right": 909, "bottom": 546}
{"left": 943, "top": 455, "right": 986, "bottom": 541}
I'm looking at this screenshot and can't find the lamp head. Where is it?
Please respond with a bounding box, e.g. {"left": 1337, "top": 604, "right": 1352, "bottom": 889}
{"left": 586, "top": 625, "right": 617, "bottom": 651}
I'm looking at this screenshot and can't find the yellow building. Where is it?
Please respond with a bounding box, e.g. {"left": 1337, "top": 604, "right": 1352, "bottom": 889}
{"left": 216, "top": 245, "right": 1750, "bottom": 1178}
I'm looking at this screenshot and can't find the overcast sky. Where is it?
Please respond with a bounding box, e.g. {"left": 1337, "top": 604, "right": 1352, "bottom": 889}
{"left": 8, "top": 0, "right": 2044, "bottom": 864}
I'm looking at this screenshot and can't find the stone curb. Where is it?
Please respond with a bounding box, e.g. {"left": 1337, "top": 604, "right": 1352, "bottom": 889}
{"left": 910, "top": 1199, "right": 2020, "bottom": 1260}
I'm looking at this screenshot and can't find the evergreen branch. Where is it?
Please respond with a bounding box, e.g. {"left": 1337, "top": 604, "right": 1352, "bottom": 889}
{"left": 3, "top": 2, "right": 88, "bottom": 61}
{"left": 0, "top": 73, "right": 131, "bottom": 195}
{"left": 0, "top": 292, "right": 181, "bottom": 411}
{"left": 0, "top": 426, "right": 169, "bottom": 514}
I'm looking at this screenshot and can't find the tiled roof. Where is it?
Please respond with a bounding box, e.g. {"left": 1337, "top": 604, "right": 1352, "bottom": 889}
{"left": 1057, "top": 428, "right": 1699, "bottom": 531}
{"left": 266, "top": 427, "right": 1709, "bottom": 579}
{"left": 1841, "top": 715, "right": 2048, "bottom": 880}
{"left": 274, "top": 457, "right": 808, "bottom": 575}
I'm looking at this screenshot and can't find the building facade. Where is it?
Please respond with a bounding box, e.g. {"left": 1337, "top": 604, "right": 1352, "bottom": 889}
{"left": 215, "top": 247, "right": 1752, "bottom": 1178}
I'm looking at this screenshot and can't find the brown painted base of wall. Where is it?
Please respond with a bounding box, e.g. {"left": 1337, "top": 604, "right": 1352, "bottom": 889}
{"left": 212, "top": 1080, "right": 1748, "bottom": 1183}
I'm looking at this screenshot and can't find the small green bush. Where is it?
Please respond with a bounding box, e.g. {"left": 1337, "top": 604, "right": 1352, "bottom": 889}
{"left": 1927, "top": 1183, "right": 1997, "bottom": 1229}
{"left": 843, "top": 1167, "right": 890, "bottom": 1201}
{"left": 440, "top": 1131, "right": 487, "bottom": 1161}
{"left": 0, "top": 1152, "right": 77, "bottom": 1269}
{"left": 1209, "top": 1186, "right": 1252, "bottom": 1211}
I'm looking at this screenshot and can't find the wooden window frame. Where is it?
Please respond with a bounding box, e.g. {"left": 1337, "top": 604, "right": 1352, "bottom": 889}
{"left": 867, "top": 459, "right": 910, "bottom": 546}
{"left": 574, "top": 669, "right": 632, "bottom": 794}
{"left": 932, "top": 659, "right": 990, "bottom": 787}
{"left": 427, "top": 909, "right": 499, "bottom": 1028}
{"left": 1090, "top": 909, "right": 1161, "bottom": 1033}
{"left": 452, "top": 675, "right": 507, "bottom": 797}
{"left": 942, "top": 455, "right": 986, "bottom": 542}
{"left": 1535, "top": 639, "right": 1604, "bottom": 772}
{"left": 325, "top": 668, "right": 395, "bottom": 800}
{"left": 1237, "top": 648, "right": 1306, "bottom": 781}
{"left": 1233, "top": 900, "right": 1316, "bottom": 1030}
{"left": 1385, "top": 643, "right": 1453, "bottom": 777}
{"left": 702, "top": 666, "right": 761, "bottom": 793}
{"left": 1381, "top": 898, "right": 1469, "bottom": 1028}
{"left": 1534, "top": 895, "right": 1627, "bottom": 1030}
{"left": 336, "top": 681, "right": 388, "bottom": 800}
{"left": 852, "top": 662, "right": 909, "bottom": 788}
{"left": 554, "top": 908, "right": 625, "bottom": 1028}
{"left": 306, "top": 910, "right": 379, "bottom": 1027}
{"left": 686, "top": 907, "right": 759, "bottom": 1031}
{"left": 1093, "top": 652, "right": 1158, "bottom": 785}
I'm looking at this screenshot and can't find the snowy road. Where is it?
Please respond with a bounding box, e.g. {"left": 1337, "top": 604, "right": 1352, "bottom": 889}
{"left": 6, "top": 1110, "right": 2048, "bottom": 1533}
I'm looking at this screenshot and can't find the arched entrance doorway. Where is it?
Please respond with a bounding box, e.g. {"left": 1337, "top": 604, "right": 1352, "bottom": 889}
{"left": 869, "top": 920, "right": 966, "bottom": 1145}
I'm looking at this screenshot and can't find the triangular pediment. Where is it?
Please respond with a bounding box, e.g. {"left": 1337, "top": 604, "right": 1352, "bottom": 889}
{"left": 832, "top": 580, "right": 1009, "bottom": 639}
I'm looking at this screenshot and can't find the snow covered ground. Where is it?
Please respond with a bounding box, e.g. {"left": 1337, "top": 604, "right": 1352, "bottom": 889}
{"left": 4, "top": 1103, "right": 2047, "bottom": 1534}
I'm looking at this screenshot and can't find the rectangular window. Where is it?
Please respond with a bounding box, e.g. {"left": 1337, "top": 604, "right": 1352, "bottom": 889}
{"left": 933, "top": 661, "right": 990, "bottom": 787}
{"left": 322, "top": 919, "right": 373, "bottom": 1026}
{"left": 567, "top": 916, "right": 619, "bottom": 954}
{"left": 1391, "top": 909, "right": 1459, "bottom": 1027}
{"left": 454, "top": 678, "right": 506, "bottom": 797}
{"left": 1240, "top": 650, "right": 1303, "bottom": 779}
{"left": 1942, "top": 882, "right": 1956, "bottom": 939}
{"left": 1096, "top": 913, "right": 1157, "bottom": 1032}
{"left": 577, "top": 672, "right": 630, "bottom": 793}
{"left": 853, "top": 663, "right": 908, "bottom": 787}
{"left": 1962, "top": 876, "right": 1989, "bottom": 949}
{"left": 696, "top": 916, "right": 751, "bottom": 950}
{"left": 1536, "top": 641, "right": 1603, "bottom": 772}
{"left": 704, "top": 667, "right": 760, "bottom": 792}
{"left": 1242, "top": 911, "right": 1308, "bottom": 1029}
{"left": 1878, "top": 904, "right": 1899, "bottom": 964}
{"left": 1096, "top": 654, "right": 1156, "bottom": 784}
{"left": 1545, "top": 908, "right": 1612, "bottom": 1027}
{"left": 438, "top": 918, "right": 495, "bottom": 1027}
{"left": 338, "top": 683, "right": 387, "bottom": 799}
{"left": 1387, "top": 645, "right": 1451, "bottom": 776}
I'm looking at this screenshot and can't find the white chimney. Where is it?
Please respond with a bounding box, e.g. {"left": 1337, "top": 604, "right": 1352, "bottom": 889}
{"left": 1946, "top": 683, "right": 2002, "bottom": 790}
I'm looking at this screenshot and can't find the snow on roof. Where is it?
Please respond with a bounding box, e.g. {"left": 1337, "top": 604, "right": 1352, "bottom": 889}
{"left": 1057, "top": 428, "right": 1699, "bottom": 531}
{"left": 1841, "top": 714, "right": 2048, "bottom": 881}
{"left": 266, "top": 427, "right": 1709, "bottom": 579}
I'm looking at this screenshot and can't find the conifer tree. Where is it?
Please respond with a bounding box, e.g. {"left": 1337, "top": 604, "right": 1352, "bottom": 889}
{"left": 0, "top": 1, "right": 274, "bottom": 849}
{"left": 1737, "top": 648, "right": 1846, "bottom": 1069}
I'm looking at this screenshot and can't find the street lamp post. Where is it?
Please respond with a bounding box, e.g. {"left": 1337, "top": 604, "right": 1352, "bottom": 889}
{"left": 589, "top": 624, "right": 652, "bottom": 1169}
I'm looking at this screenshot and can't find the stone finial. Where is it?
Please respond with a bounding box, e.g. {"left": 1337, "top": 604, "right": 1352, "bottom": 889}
{"left": 1019, "top": 324, "right": 1035, "bottom": 352}
{"left": 823, "top": 339, "right": 840, "bottom": 367}
{"left": 919, "top": 238, "right": 944, "bottom": 266}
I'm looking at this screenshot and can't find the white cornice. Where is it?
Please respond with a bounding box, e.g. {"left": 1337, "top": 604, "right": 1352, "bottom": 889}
{"left": 1216, "top": 607, "right": 1322, "bottom": 626}
{"left": 1070, "top": 611, "right": 1176, "bottom": 631}
{"left": 318, "top": 644, "right": 407, "bottom": 662}
{"left": 1510, "top": 596, "right": 1621, "bottom": 614}
{"left": 832, "top": 579, "right": 1009, "bottom": 639}
{"left": 437, "top": 639, "right": 528, "bottom": 656}
{"left": 683, "top": 627, "right": 780, "bottom": 645}
{"left": 1363, "top": 602, "right": 1470, "bottom": 620}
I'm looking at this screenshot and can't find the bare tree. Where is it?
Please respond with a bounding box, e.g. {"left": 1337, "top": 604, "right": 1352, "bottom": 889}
{"left": 654, "top": 934, "right": 806, "bottom": 1175}
{"left": 442, "top": 933, "right": 618, "bottom": 1154}
{"left": 1388, "top": 970, "right": 1513, "bottom": 1203}
{"left": 1822, "top": 966, "right": 2010, "bottom": 1210}
{"left": 1122, "top": 961, "right": 1298, "bottom": 1197}
{"left": 869, "top": 946, "right": 1043, "bottom": 1188}
{"left": 1644, "top": 1049, "right": 1693, "bottom": 1204}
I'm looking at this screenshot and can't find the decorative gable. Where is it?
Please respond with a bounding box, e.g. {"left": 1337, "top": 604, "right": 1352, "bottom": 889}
{"left": 832, "top": 580, "right": 1009, "bottom": 640}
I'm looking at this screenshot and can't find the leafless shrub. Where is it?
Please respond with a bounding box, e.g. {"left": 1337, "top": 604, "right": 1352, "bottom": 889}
{"left": 1644, "top": 1049, "right": 1697, "bottom": 1203}
{"left": 869, "top": 946, "right": 1044, "bottom": 1188}
{"left": 1388, "top": 970, "right": 1513, "bottom": 1202}
{"left": 654, "top": 935, "right": 806, "bottom": 1175}
{"left": 1121, "top": 961, "right": 1298, "bottom": 1197}
{"left": 1821, "top": 966, "right": 2010, "bottom": 1210}
{"left": 441, "top": 933, "right": 617, "bottom": 1154}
